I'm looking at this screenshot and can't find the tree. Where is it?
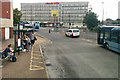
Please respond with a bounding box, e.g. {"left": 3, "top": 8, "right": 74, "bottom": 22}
{"left": 116, "top": 19, "right": 120, "bottom": 24}
{"left": 83, "top": 12, "right": 99, "bottom": 30}
{"left": 106, "top": 18, "right": 113, "bottom": 21}
{"left": 105, "top": 18, "right": 113, "bottom": 25}
{"left": 13, "top": 8, "right": 22, "bottom": 26}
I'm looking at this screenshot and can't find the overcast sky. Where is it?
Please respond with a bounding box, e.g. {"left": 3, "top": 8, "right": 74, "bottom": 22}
{"left": 13, "top": 0, "right": 119, "bottom": 21}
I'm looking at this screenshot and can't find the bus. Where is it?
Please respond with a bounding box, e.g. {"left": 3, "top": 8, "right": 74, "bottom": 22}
{"left": 23, "top": 21, "right": 33, "bottom": 29}
{"left": 97, "top": 26, "right": 120, "bottom": 53}
{"left": 33, "top": 22, "right": 40, "bottom": 31}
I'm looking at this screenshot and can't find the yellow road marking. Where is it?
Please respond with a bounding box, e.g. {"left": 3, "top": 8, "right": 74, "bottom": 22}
{"left": 32, "top": 54, "right": 42, "bottom": 57}
{"left": 31, "top": 65, "right": 44, "bottom": 68}
{"left": 32, "top": 56, "right": 42, "bottom": 59}
{"left": 30, "top": 46, "right": 45, "bottom": 71}
{"left": 32, "top": 57, "right": 42, "bottom": 60}
{"left": 33, "top": 51, "right": 41, "bottom": 53}
{"left": 40, "top": 46, "right": 49, "bottom": 78}
{"left": 30, "top": 68, "right": 44, "bottom": 71}
{"left": 30, "top": 65, "right": 45, "bottom": 70}
{"left": 32, "top": 61, "right": 43, "bottom": 63}
{"left": 32, "top": 52, "right": 40, "bottom": 54}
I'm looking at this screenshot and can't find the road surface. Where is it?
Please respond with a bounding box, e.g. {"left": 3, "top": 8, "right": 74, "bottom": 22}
{"left": 38, "top": 28, "right": 118, "bottom": 78}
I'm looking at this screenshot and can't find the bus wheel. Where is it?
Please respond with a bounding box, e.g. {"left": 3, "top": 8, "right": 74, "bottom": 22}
{"left": 105, "top": 43, "right": 109, "bottom": 49}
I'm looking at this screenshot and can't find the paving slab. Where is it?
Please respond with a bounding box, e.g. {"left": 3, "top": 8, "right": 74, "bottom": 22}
{"left": 2, "top": 34, "right": 49, "bottom": 79}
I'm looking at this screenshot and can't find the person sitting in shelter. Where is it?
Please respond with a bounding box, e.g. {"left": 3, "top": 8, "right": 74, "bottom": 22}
{"left": 2, "top": 44, "right": 14, "bottom": 59}
{"left": 22, "top": 35, "right": 27, "bottom": 50}
{"left": 25, "top": 32, "right": 31, "bottom": 37}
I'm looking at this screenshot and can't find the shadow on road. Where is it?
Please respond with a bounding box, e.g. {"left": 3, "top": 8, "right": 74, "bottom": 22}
{"left": 99, "top": 46, "right": 120, "bottom": 55}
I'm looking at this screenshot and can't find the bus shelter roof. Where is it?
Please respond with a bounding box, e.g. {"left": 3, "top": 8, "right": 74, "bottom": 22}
{"left": 13, "top": 28, "right": 33, "bottom": 32}
{"left": 112, "top": 27, "right": 120, "bottom": 30}
{"left": 99, "top": 26, "right": 119, "bottom": 30}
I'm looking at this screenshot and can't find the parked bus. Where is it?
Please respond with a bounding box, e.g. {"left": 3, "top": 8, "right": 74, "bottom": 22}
{"left": 33, "top": 22, "right": 40, "bottom": 31}
{"left": 23, "top": 21, "right": 33, "bottom": 29}
{"left": 97, "top": 26, "right": 120, "bottom": 53}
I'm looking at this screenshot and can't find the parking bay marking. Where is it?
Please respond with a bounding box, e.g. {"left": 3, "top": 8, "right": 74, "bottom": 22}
{"left": 30, "top": 46, "right": 45, "bottom": 71}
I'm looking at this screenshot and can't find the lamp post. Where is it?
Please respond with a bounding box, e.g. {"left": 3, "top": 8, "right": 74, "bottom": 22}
{"left": 69, "top": 13, "right": 71, "bottom": 29}
{"left": 31, "top": 5, "right": 32, "bottom": 25}
{"left": 102, "top": 2, "right": 104, "bottom": 25}
{"left": 18, "top": 23, "right": 20, "bottom": 55}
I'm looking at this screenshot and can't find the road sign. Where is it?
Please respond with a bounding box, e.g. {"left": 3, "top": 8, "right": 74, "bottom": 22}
{"left": 51, "top": 10, "right": 58, "bottom": 17}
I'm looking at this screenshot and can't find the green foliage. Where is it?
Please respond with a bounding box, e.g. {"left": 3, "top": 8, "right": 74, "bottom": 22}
{"left": 13, "top": 8, "right": 22, "bottom": 26}
{"left": 83, "top": 12, "right": 99, "bottom": 30}
{"left": 115, "top": 19, "right": 120, "bottom": 24}
{"left": 92, "top": 26, "right": 99, "bottom": 32}
{"left": 112, "top": 21, "right": 118, "bottom": 24}
{"left": 106, "top": 18, "right": 113, "bottom": 21}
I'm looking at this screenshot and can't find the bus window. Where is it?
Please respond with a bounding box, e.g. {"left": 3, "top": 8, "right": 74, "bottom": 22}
{"left": 99, "top": 30, "right": 104, "bottom": 39}
{"left": 105, "top": 31, "right": 110, "bottom": 40}
{"left": 118, "top": 31, "right": 120, "bottom": 44}
{"left": 100, "top": 33, "right": 104, "bottom": 39}
{"left": 111, "top": 31, "right": 118, "bottom": 43}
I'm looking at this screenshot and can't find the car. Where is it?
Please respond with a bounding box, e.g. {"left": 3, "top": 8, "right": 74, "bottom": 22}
{"left": 65, "top": 29, "right": 80, "bottom": 37}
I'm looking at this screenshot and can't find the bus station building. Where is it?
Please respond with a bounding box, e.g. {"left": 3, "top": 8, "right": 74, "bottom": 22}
{"left": 0, "top": 0, "right": 13, "bottom": 40}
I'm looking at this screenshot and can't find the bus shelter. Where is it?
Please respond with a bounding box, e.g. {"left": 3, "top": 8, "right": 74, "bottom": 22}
{"left": 13, "top": 28, "right": 34, "bottom": 55}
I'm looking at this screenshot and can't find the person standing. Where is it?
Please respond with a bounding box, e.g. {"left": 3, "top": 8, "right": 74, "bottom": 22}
{"left": 22, "top": 35, "right": 27, "bottom": 51}
{"left": 26, "top": 36, "right": 31, "bottom": 52}
{"left": 30, "top": 32, "right": 35, "bottom": 47}
{"left": 49, "top": 29, "right": 51, "bottom": 33}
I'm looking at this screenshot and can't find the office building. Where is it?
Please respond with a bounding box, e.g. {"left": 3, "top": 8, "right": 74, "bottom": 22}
{"left": 21, "top": 2, "right": 88, "bottom": 27}
{"left": 118, "top": 1, "right": 120, "bottom": 19}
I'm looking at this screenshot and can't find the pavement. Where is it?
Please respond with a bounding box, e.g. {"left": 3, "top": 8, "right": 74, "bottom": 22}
{"left": 2, "top": 33, "right": 50, "bottom": 79}
{"left": 0, "top": 37, "right": 14, "bottom": 80}
{"left": 0, "top": 38, "right": 14, "bottom": 51}
{"left": 39, "top": 27, "right": 119, "bottom": 78}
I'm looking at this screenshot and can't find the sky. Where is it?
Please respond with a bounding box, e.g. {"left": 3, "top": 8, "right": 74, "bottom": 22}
{"left": 13, "top": 0, "right": 120, "bottom": 21}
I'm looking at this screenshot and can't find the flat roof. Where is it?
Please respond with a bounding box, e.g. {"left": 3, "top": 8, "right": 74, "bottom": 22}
{"left": 99, "top": 26, "right": 120, "bottom": 30}
{"left": 13, "top": 28, "right": 33, "bottom": 32}
{"left": 100, "top": 26, "right": 119, "bottom": 27}
{"left": 21, "top": 2, "right": 89, "bottom": 4}
{"left": 112, "top": 27, "right": 120, "bottom": 30}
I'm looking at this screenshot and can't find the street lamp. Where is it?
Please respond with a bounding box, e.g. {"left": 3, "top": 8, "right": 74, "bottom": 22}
{"left": 88, "top": 5, "right": 92, "bottom": 12}
{"left": 18, "top": 23, "right": 20, "bottom": 55}
{"left": 69, "top": 13, "right": 71, "bottom": 28}
{"left": 102, "top": 2, "right": 104, "bottom": 25}
{"left": 31, "top": 5, "right": 32, "bottom": 25}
